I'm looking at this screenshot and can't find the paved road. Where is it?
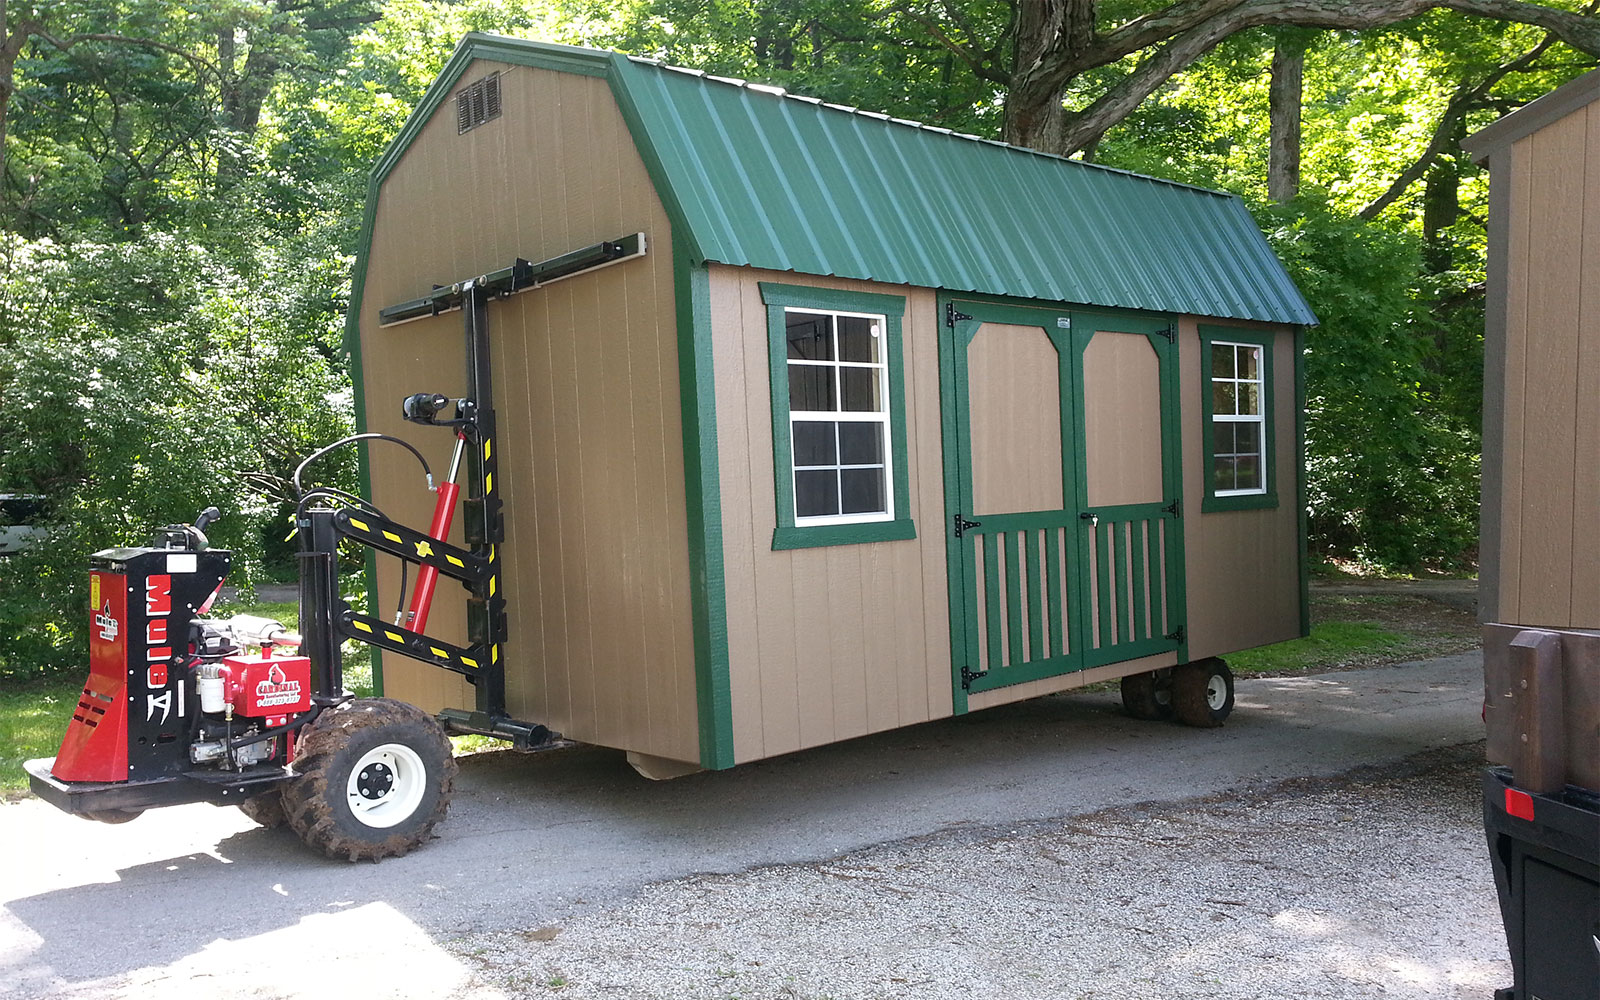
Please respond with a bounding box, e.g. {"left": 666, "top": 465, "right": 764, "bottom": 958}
{"left": 1, "top": 652, "right": 1490, "bottom": 999}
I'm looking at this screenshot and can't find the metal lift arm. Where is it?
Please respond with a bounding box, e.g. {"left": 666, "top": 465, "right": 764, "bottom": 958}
{"left": 296, "top": 234, "right": 647, "bottom": 749}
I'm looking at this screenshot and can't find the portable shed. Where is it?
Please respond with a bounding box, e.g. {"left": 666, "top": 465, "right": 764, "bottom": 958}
{"left": 347, "top": 34, "right": 1315, "bottom": 778}
{"left": 1464, "top": 70, "right": 1600, "bottom": 793}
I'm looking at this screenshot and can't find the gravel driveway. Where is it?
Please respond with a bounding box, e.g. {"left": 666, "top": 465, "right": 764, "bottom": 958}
{"left": 452, "top": 742, "right": 1506, "bottom": 999}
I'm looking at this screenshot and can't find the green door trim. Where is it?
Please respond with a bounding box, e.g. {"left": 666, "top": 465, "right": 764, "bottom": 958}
{"left": 941, "top": 298, "right": 1189, "bottom": 713}
{"left": 941, "top": 297, "right": 1086, "bottom": 710}
{"left": 1070, "top": 312, "right": 1188, "bottom": 669}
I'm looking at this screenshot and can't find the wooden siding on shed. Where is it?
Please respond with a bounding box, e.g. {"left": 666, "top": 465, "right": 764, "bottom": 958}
{"left": 1180, "top": 319, "right": 1303, "bottom": 659}
{"left": 357, "top": 61, "right": 700, "bottom": 761}
{"left": 1488, "top": 99, "right": 1600, "bottom": 629}
{"left": 709, "top": 267, "right": 951, "bottom": 764}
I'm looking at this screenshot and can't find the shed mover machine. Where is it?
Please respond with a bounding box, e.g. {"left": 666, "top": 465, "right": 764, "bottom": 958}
{"left": 26, "top": 240, "right": 633, "bottom": 861}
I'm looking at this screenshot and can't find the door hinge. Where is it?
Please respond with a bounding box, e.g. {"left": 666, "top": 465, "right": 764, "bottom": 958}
{"left": 1157, "top": 323, "right": 1177, "bottom": 343}
{"left": 1162, "top": 498, "right": 1181, "bottom": 518}
{"left": 952, "top": 513, "right": 983, "bottom": 538}
{"left": 960, "top": 665, "right": 986, "bottom": 690}
{"left": 1166, "top": 626, "right": 1185, "bottom": 644}
{"left": 945, "top": 303, "right": 973, "bottom": 328}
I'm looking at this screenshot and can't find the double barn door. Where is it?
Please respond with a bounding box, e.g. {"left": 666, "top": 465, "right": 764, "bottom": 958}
{"left": 940, "top": 299, "right": 1186, "bottom": 704}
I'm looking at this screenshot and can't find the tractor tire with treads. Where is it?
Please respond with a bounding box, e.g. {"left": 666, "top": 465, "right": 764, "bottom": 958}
{"left": 280, "top": 698, "right": 456, "bottom": 862}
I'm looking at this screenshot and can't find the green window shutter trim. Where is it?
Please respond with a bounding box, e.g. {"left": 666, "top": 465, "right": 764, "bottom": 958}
{"left": 760, "top": 281, "right": 915, "bottom": 551}
{"left": 1198, "top": 324, "right": 1279, "bottom": 513}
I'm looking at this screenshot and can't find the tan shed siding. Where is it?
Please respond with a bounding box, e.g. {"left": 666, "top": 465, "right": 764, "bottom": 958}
{"left": 710, "top": 267, "right": 951, "bottom": 763}
{"left": 1180, "top": 318, "right": 1302, "bottom": 659}
{"left": 1494, "top": 103, "right": 1600, "bottom": 629}
{"left": 357, "top": 61, "right": 699, "bottom": 760}
{"left": 1576, "top": 102, "right": 1600, "bottom": 626}
{"left": 967, "top": 324, "right": 1065, "bottom": 516}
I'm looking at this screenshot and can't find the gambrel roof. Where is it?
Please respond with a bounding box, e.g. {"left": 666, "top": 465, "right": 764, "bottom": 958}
{"left": 365, "top": 34, "right": 1317, "bottom": 329}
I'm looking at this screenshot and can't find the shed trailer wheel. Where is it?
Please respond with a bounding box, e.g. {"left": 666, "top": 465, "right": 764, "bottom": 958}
{"left": 1120, "top": 668, "right": 1174, "bottom": 721}
{"left": 81, "top": 809, "right": 143, "bottom": 824}
{"left": 280, "top": 698, "right": 456, "bottom": 862}
{"left": 238, "top": 788, "right": 288, "bottom": 828}
{"left": 1173, "top": 658, "right": 1234, "bottom": 727}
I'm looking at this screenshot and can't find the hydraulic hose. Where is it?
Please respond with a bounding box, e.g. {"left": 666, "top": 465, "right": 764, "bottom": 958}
{"left": 292, "top": 433, "right": 432, "bottom": 498}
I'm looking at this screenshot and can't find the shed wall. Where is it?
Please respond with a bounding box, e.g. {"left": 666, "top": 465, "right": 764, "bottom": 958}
{"left": 1485, "top": 100, "right": 1600, "bottom": 629}
{"left": 708, "top": 267, "right": 952, "bottom": 764}
{"left": 357, "top": 60, "right": 699, "bottom": 761}
{"left": 1181, "top": 318, "right": 1303, "bottom": 658}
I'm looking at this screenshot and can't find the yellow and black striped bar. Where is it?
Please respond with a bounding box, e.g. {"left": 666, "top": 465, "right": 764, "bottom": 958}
{"left": 338, "top": 606, "right": 492, "bottom": 681}
{"left": 332, "top": 507, "right": 488, "bottom": 586}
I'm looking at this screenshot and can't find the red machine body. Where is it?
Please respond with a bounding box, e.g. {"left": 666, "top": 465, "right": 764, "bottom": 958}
{"left": 52, "top": 571, "right": 133, "bottom": 782}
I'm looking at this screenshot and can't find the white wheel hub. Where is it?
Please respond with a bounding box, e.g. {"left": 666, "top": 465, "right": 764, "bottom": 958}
{"left": 1205, "top": 674, "right": 1228, "bottom": 711}
{"left": 347, "top": 742, "right": 427, "bottom": 828}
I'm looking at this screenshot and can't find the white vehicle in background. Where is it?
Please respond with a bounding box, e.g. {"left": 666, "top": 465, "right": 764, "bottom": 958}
{"left": 0, "top": 494, "right": 47, "bottom": 555}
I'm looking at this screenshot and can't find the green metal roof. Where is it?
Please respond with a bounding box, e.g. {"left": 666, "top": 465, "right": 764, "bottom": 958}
{"left": 372, "top": 35, "right": 1317, "bottom": 327}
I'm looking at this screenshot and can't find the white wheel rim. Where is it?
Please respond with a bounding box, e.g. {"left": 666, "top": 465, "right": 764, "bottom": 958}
{"left": 1205, "top": 674, "right": 1228, "bottom": 711}
{"left": 346, "top": 742, "right": 427, "bottom": 829}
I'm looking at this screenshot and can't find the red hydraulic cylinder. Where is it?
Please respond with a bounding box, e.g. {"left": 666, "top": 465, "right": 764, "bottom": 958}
{"left": 406, "top": 436, "right": 465, "bottom": 634}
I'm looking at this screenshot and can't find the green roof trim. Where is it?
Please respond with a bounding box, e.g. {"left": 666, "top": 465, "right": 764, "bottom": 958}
{"left": 346, "top": 33, "right": 1316, "bottom": 359}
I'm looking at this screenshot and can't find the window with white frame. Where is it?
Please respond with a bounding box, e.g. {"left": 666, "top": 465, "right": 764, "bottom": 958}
{"left": 1209, "top": 340, "right": 1266, "bottom": 495}
{"left": 785, "top": 308, "right": 892, "bottom": 522}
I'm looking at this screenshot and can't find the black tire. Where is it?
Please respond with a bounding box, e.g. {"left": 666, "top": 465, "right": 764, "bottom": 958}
{"left": 280, "top": 698, "right": 456, "bottom": 862}
{"left": 238, "top": 788, "right": 289, "bottom": 828}
{"left": 80, "top": 809, "right": 143, "bottom": 824}
{"left": 1173, "top": 658, "right": 1235, "bottom": 728}
{"left": 1120, "top": 668, "right": 1174, "bottom": 721}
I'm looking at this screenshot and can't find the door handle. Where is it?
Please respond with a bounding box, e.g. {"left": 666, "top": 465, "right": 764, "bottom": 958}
{"left": 1079, "top": 511, "right": 1098, "bottom": 528}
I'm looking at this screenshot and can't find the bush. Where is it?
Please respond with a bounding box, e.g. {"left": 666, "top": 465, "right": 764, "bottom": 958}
{"left": 0, "top": 233, "right": 352, "bottom": 679}
{"left": 1257, "top": 195, "right": 1481, "bottom": 572}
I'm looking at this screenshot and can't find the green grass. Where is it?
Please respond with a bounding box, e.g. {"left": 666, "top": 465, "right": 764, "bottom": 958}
{"left": 0, "top": 673, "right": 85, "bottom": 797}
{"left": 1227, "top": 620, "right": 1409, "bottom": 675}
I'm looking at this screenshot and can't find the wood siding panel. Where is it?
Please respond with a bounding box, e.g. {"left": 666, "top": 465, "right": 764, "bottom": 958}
{"left": 1082, "top": 331, "right": 1165, "bottom": 508}
{"left": 711, "top": 267, "right": 949, "bottom": 762}
{"left": 967, "top": 324, "right": 1065, "bottom": 516}
{"left": 1499, "top": 138, "right": 1535, "bottom": 624}
{"left": 1180, "top": 319, "right": 1302, "bottom": 659}
{"left": 1516, "top": 111, "right": 1587, "bottom": 626}
{"left": 1571, "top": 103, "right": 1600, "bottom": 627}
{"left": 356, "top": 63, "right": 698, "bottom": 761}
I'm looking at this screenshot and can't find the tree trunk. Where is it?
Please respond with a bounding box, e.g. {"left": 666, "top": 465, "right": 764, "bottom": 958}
{"left": 1004, "top": 0, "right": 1097, "bottom": 153}
{"left": 1268, "top": 36, "right": 1306, "bottom": 202}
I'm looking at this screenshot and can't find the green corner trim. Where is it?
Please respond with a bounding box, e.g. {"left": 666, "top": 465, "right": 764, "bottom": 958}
{"left": 1198, "top": 324, "right": 1279, "bottom": 514}
{"left": 676, "top": 240, "right": 735, "bottom": 770}
{"left": 759, "top": 281, "right": 914, "bottom": 551}
{"left": 1295, "top": 326, "right": 1310, "bottom": 639}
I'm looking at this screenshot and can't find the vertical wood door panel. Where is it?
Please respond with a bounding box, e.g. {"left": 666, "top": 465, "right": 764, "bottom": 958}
{"left": 967, "top": 324, "right": 1065, "bottom": 516}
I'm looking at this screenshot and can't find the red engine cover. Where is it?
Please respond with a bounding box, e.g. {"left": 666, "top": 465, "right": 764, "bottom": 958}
{"left": 222, "top": 652, "right": 312, "bottom": 716}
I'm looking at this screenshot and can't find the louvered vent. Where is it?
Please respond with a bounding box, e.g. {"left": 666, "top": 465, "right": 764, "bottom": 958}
{"left": 456, "top": 72, "right": 502, "bottom": 134}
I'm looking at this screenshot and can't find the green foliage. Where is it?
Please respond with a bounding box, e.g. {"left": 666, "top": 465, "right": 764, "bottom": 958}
{"left": 0, "top": 232, "right": 352, "bottom": 677}
{"left": 1256, "top": 196, "right": 1481, "bottom": 570}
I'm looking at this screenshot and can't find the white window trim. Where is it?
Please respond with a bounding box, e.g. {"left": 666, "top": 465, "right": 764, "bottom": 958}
{"left": 784, "top": 306, "right": 895, "bottom": 526}
{"left": 1211, "top": 340, "right": 1268, "bottom": 497}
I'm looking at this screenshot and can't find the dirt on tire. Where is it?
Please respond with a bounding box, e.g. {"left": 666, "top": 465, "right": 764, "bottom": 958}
{"left": 280, "top": 698, "right": 457, "bottom": 862}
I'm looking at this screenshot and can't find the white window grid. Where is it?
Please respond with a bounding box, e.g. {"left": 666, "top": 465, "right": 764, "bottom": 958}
{"left": 1212, "top": 341, "right": 1266, "bottom": 496}
{"left": 785, "top": 307, "right": 893, "bottom": 525}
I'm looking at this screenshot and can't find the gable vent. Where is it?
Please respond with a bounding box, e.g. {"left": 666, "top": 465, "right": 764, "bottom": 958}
{"left": 456, "top": 72, "right": 502, "bottom": 134}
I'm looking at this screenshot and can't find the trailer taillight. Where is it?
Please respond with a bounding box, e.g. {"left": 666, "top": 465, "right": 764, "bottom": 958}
{"left": 1505, "top": 787, "right": 1536, "bottom": 822}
